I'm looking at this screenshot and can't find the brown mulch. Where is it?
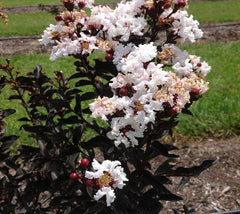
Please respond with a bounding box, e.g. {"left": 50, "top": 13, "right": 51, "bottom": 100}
{"left": 157, "top": 137, "right": 240, "bottom": 214}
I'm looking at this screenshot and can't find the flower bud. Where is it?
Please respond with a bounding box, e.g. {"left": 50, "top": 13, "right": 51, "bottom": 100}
{"left": 163, "top": 3, "right": 171, "bottom": 10}
{"left": 105, "top": 53, "right": 113, "bottom": 61}
{"left": 78, "top": 1, "right": 86, "bottom": 9}
{"left": 64, "top": 1, "right": 74, "bottom": 11}
{"left": 69, "top": 172, "right": 79, "bottom": 181}
{"left": 119, "top": 87, "right": 128, "bottom": 97}
{"left": 177, "top": 0, "right": 186, "bottom": 7}
{"left": 190, "top": 88, "right": 200, "bottom": 97}
{"left": 170, "top": 106, "right": 180, "bottom": 115}
{"left": 197, "top": 62, "right": 202, "bottom": 67}
{"left": 55, "top": 15, "right": 62, "bottom": 22}
{"left": 64, "top": 19, "right": 71, "bottom": 26}
{"left": 80, "top": 158, "right": 90, "bottom": 167}
{"left": 94, "top": 78, "right": 101, "bottom": 83}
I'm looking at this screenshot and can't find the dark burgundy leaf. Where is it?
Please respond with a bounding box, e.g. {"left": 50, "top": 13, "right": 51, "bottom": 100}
{"left": 20, "top": 124, "right": 50, "bottom": 133}
{"left": 1, "top": 109, "right": 16, "bottom": 119}
{"left": 0, "top": 135, "right": 19, "bottom": 152}
{"left": 74, "top": 94, "right": 81, "bottom": 114}
{"left": 48, "top": 99, "right": 70, "bottom": 109}
{"left": 20, "top": 85, "right": 34, "bottom": 91}
{"left": 84, "top": 203, "right": 106, "bottom": 214}
{"left": 150, "top": 141, "right": 179, "bottom": 158}
{"left": 82, "top": 107, "right": 91, "bottom": 114}
{"left": 0, "top": 76, "right": 6, "bottom": 92}
{"left": 39, "top": 75, "right": 51, "bottom": 85}
{"left": 154, "top": 159, "right": 178, "bottom": 176}
{"left": 16, "top": 76, "right": 34, "bottom": 86}
{"left": 69, "top": 72, "right": 88, "bottom": 80}
{"left": 158, "top": 193, "right": 182, "bottom": 201}
{"left": 182, "top": 109, "right": 193, "bottom": 116}
{"left": 140, "top": 197, "right": 162, "bottom": 214}
{"left": 59, "top": 146, "right": 80, "bottom": 157}
{"left": 72, "top": 125, "right": 84, "bottom": 145}
{"left": 58, "top": 116, "right": 81, "bottom": 124}
{"left": 81, "top": 136, "right": 108, "bottom": 149}
{"left": 75, "top": 79, "right": 92, "bottom": 87}
{"left": 155, "top": 159, "right": 215, "bottom": 177}
{"left": 34, "top": 64, "right": 42, "bottom": 79}
{"left": 66, "top": 89, "right": 82, "bottom": 96}
{"left": 94, "top": 60, "right": 118, "bottom": 76}
{"left": 18, "top": 117, "right": 30, "bottom": 122}
{"left": 80, "top": 92, "right": 97, "bottom": 101}
{"left": 8, "top": 95, "right": 21, "bottom": 100}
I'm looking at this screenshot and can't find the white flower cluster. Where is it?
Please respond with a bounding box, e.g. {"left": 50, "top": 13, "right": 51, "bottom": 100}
{"left": 39, "top": 0, "right": 146, "bottom": 60}
{"left": 161, "top": 8, "right": 203, "bottom": 43}
{"left": 90, "top": 43, "right": 210, "bottom": 147}
{"left": 172, "top": 10, "right": 203, "bottom": 43}
{"left": 90, "top": 0, "right": 146, "bottom": 42}
{"left": 39, "top": 0, "right": 204, "bottom": 59}
{"left": 161, "top": 44, "right": 211, "bottom": 77}
{"left": 85, "top": 159, "right": 128, "bottom": 206}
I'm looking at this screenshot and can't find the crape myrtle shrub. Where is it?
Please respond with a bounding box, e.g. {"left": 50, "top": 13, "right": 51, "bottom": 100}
{"left": 0, "top": 0, "right": 214, "bottom": 213}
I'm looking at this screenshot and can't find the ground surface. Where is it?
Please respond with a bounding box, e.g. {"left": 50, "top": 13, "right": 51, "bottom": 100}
{"left": 158, "top": 137, "right": 240, "bottom": 213}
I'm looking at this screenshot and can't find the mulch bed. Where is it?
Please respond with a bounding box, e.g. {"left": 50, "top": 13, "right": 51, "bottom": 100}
{"left": 158, "top": 137, "right": 240, "bottom": 213}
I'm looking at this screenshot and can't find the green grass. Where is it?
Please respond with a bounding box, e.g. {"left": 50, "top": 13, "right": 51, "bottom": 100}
{"left": 188, "top": 1, "right": 240, "bottom": 24}
{"left": 0, "top": 12, "right": 55, "bottom": 37}
{"left": 0, "top": 0, "right": 59, "bottom": 7}
{"left": 0, "top": 0, "right": 118, "bottom": 7}
{"left": 175, "top": 41, "right": 240, "bottom": 139}
{"left": 1, "top": 41, "right": 240, "bottom": 143}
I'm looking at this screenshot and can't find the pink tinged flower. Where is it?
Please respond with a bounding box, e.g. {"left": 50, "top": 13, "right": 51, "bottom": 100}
{"left": 110, "top": 73, "right": 131, "bottom": 89}
{"left": 89, "top": 96, "right": 117, "bottom": 121}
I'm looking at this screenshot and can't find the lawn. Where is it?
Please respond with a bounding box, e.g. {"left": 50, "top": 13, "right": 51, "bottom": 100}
{"left": 1, "top": 41, "right": 240, "bottom": 144}
{"left": 0, "top": 12, "right": 55, "bottom": 37}
{"left": 0, "top": 0, "right": 118, "bottom": 7}
{"left": 188, "top": 1, "right": 240, "bottom": 24}
{"left": 0, "top": 0, "right": 59, "bottom": 7}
